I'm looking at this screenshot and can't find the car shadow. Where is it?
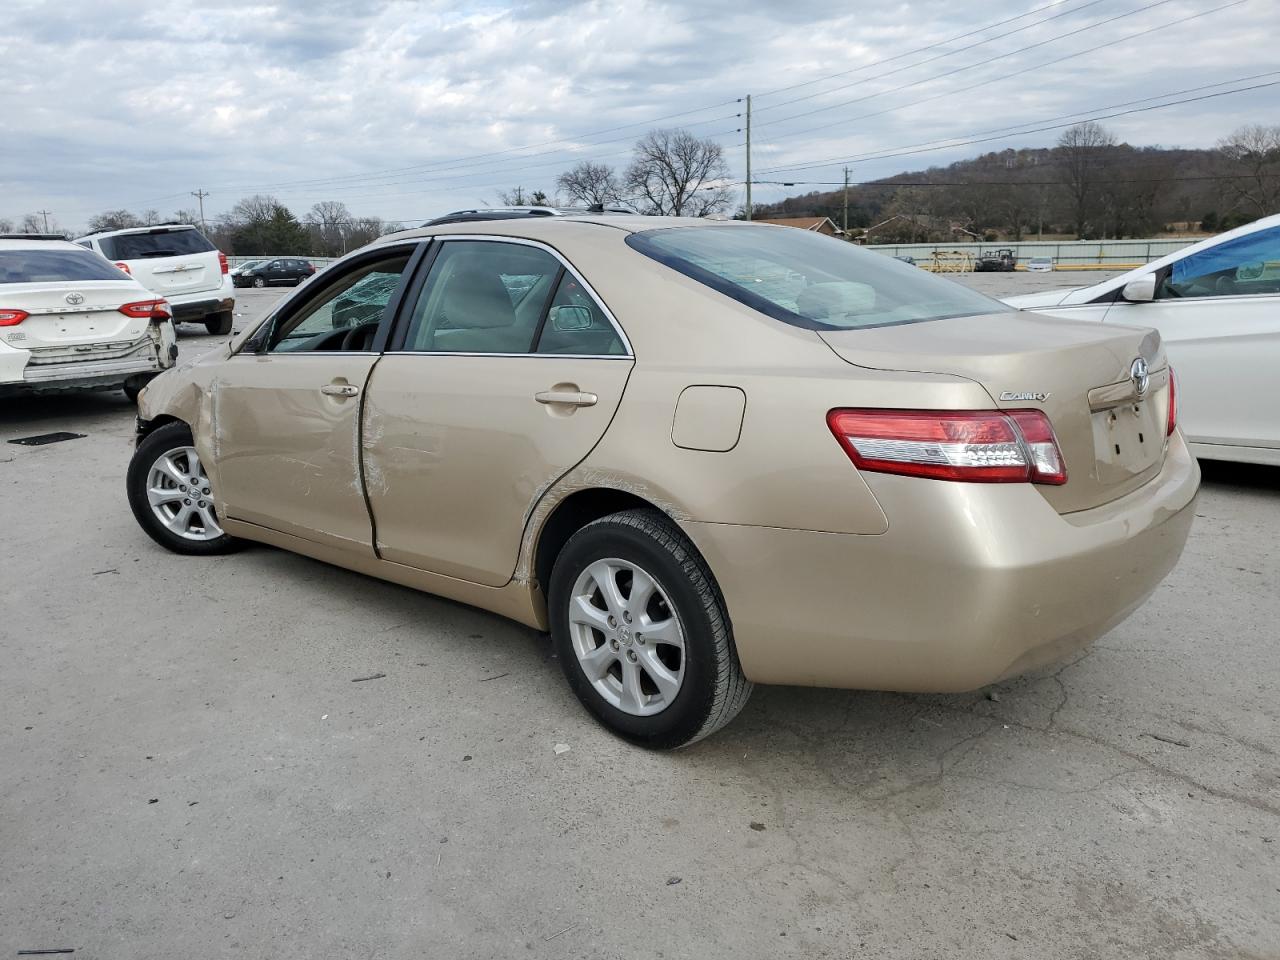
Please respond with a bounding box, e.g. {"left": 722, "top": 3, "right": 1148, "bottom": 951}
{"left": 1197, "top": 458, "right": 1280, "bottom": 491}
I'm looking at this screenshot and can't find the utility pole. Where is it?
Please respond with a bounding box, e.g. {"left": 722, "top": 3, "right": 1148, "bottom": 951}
{"left": 842, "top": 167, "right": 850, "bottom": 236}
{"left": 36, "top": 209, "right": 52, "bottom": 233}
{"left": 191, "top": 189, "right": 210, "bottom": 231}
{"left": 744, "top": 94, "right": 752, "bottom": 221}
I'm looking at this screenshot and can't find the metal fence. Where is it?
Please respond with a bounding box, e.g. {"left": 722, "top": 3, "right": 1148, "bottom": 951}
{"left": 864, "top": 238, "right": 1199, "bottom": 266}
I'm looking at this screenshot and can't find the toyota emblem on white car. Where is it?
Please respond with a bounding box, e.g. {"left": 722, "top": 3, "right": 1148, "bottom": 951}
{"left": 65, "top": 292, "right": 85, "bottom": 305}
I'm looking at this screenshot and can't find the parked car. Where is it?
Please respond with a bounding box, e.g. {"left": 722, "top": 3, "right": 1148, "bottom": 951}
{"left": 128, "top": 216, "right": 1197, "bottom": 747}
{"left": 76, "top": 224, "right": 234, "bottom": 335}
{"left": 1005, "top": 213, "right": 1280, "bottom": 466}
{"left": 232, "top": 258, "right": 316, "bottom": 288}
{"left": 974, "top": 248, "right": 1017, "bottom": 272}
{"left": 229, "top": 259, "right": 268, "bottom": 279}
{"left": 0, "top": 234, "right": 176, "bottom": 399}
{"left": 1026, "top": 256, "right": 1055, "bottom": 272}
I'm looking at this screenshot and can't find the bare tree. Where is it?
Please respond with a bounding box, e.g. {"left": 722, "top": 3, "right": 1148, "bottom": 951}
{"left": 624, "top": 128, "right": 733, "bottom": 216}
{"left": 230, "top": 194, "right": 284, "bottom": 225}
{"left": 0, "top": 218, "right": 12, "bottom": 233}
{"left": 1056, "top": 121, "right": 1116, "bottom": 238}
{"left": 497, "top": 186, "right": 550, "bottom": 206}
{"left": 1217, "top": 124, "right": 1280, "bottom": 218}
{"left": 556, "top": 162, "right": 622, "bottom": 207}
{"left": 305, "top": 200, "right": 353, "bottom": 255}
{"left": 171, "top": 207, "right": 199, "bottom": 226}
{"left": 86, "top": 209, "right": 143, "bottom": 233}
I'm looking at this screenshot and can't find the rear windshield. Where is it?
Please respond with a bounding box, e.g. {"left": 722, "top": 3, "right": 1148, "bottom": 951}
{"left": 626, "top": 226, "right": 1008, "bottom": 330}
{"left": 0, "top": 249, "right": 128, "bottom": 283}
{"left": 99, "top": 228, "right": 215, "bottom": 261}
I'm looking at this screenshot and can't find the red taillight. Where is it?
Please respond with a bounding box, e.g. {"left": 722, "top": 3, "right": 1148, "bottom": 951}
{"left": 307, "top": 264, "right": 315, "bottom": 274}
{"left": 118, "top": 299, "right": 172, "bottom": 321}
{"left": 1166, "top": 367, "right": 1177, "bottom": 437}
{"left": 0, "top": 308, "right": 29, "bottom": 326}
{"left": 827, "top": 409, "right": 1067, "bottom": 485}
{"left": 218, "top": 252, "right": 229, "bottom": 275}
{"left": 114, "top": 261, "right": 132, "bottom": 275}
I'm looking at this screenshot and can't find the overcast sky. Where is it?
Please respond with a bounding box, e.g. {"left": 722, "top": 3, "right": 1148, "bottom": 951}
{"left": 1, "top": 0, "right": 1276, "bottom": 231}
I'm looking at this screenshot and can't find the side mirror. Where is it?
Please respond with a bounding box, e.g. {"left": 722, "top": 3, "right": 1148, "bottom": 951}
{"left": 1121, "top": 273, "right": 1156, "bottom": 303}
{"left": 550, "top": 304, "right": 592, "bottom": 331}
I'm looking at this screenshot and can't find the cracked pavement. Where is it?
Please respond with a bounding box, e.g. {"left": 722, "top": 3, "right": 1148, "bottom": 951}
{"left": 2, "top": 282, "right": 1278, "bottom": 958}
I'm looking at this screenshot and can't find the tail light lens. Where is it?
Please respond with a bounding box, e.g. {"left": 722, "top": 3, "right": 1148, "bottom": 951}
{"left": 218, "top": 252, "right": 229, "bottom": 275}
{"left": 114, "top": 261, "right": 132, "bottom": 275}
{"left": 119, "top": 299, "right": 173, "bottom": 321}
{"left": 827, "top": 409, "right": 1067, "bottom": 485}
{"left": 0, "top": 308, "right": 29, "bottom": 326}
{"left": 1166, "top": 367, "right": 1177, "bottom": 437}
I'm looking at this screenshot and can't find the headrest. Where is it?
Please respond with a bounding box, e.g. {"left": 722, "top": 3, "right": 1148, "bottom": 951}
{"left": 440, "top": 267, "right": 516, "bottom": 329}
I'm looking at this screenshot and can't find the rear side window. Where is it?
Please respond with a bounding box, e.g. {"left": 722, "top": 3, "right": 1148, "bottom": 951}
{"left": 627, "top": 226, "right": 1008, "bottom": 330}
{"left": 0, "top": 249, "right": 128, "bottom": 282}
{"left": 536, "top": 273, "right": 625, "bottom": 355}
{"left": 99, "top": 229, "right": 215, "bottom": 260}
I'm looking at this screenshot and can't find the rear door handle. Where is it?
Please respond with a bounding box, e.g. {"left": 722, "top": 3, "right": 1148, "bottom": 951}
{"left": 321, "top": 383, "right": 360, "bottom": 397}
{"left": 535, "top": 390, "right": 597, "bottom": 407}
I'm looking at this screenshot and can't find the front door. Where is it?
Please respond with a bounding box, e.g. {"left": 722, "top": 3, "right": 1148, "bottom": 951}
{"left": 1105, "top": 224, "right": 1280, "bottom": 451}
{"left": 212, "top": 245, "right": 420, "bottom": 551}
{"left": 362, "top": 238, "right": 633, "bottom": 586}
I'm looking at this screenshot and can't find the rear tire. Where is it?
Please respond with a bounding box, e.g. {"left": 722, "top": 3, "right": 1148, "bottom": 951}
{"left": 127, "top": 422, "right": 244, "bottom": 556}
{"left": 122, "top": 373, "right": 156, "bottom": 403}
{"left": 205, "top": 310, "right": 233, "bottom": 336}
{"left": 548, "top": 509, "right": 752, "bottom": 749}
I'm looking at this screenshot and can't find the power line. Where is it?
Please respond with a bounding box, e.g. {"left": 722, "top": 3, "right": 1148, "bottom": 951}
{"left": 755, "top": 0, "right": 1201, "bottom": 132}
{"left": 755, "top": 1, "right": 1249, "bottom": 151}
{"left": 758, "top": 78, "right": 1280, "bottom": 176}
{"left": 754, "top": 0, "right": 1112, "bottom": 114}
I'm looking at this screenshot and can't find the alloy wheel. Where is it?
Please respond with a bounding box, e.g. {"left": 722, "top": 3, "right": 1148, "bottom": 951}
{"left": 145, "top": 446, "right": 223, "bottom": 541}
{"left": 568, "top": 558, "right": 685, "bottom": 716}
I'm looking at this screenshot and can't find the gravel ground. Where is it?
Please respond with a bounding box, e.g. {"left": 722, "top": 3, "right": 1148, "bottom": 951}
{"left": 2, "top": 276, "right": 1277, "bottom": 960}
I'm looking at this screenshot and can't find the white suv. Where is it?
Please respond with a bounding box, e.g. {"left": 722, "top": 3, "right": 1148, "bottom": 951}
{"left": 0, "top": 234, "right": 177, "bottom": 398}
{"left": 76, "top": 224, "right": 235, "bottom": 335}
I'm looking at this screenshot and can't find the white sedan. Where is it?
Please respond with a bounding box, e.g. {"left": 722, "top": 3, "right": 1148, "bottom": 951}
{"left": 1005, "top": 213, "right": 1280, "bottom": 466}
{"left": 0, "top": 235, "right": 177, "bottom": 399}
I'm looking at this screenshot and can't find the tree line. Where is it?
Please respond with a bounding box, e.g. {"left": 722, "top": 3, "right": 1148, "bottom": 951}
{"left": 756, "top": 123, "right": 1280, "bottom": 243}
{"left": 10, "top": 122, "right": 1275, "bottom": 252}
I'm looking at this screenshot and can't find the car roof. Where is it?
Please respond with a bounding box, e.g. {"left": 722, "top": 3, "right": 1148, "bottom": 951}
{"left": 378, "top": 215, "right": 744, "bottom": 247}
{"left": 0, "top": 237, "right": 94, "bottom": 252}
{"left": 77, "top": 223, "right": 201, "bottom": 240}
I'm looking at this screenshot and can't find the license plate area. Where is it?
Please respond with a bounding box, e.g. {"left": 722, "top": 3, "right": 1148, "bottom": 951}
{"left": 1090, "top": 401, "right": 1163, "bottom": 482}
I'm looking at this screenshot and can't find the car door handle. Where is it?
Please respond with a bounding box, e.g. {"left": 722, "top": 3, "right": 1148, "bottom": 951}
{"left": 535, "top": 390, "right": 597, "bottom": 407}
{"left": 321, "top": 383, "right": 360, "bottom": 397}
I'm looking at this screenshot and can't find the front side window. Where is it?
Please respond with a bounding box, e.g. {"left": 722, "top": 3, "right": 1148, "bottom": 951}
{"left": 0, "top": 249, "right": 129, "bottom": 282}
{"left": 268, "top": 252, "right": 411, "bottom": 353}
{"left": 1158, "top": 226, "right": 1280, "bottom": 299}
{"left": 627, "top": 226, "right": 1008, "bottom": 330}
{"left": 536, "top": 273, "right": 625, "bottom": 355}
{"left": 402, "top": 240, "right": 561, "bottom": 353}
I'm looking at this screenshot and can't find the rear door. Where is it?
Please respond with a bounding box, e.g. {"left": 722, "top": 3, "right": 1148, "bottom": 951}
{"left": 362, "top": 237, "right": 633, "bottom": 586}
{"left": 1101, "top": 225, "right": 1280, "bottom": 452}
{"left": 211, "top": 243, "right": 423, "bottom": 551}
{"left": 105, "top": 228, "right": 222, "bottom": 297}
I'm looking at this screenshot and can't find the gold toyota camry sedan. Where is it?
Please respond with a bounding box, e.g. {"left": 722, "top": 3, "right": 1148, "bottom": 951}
{"left": 127, "top": 215, "right": 1199, "bottom": 748}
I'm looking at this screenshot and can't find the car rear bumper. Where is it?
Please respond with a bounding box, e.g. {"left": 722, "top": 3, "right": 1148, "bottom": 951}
{"left": 679, "top": 432, "right": 1199, "bottom": 691}
{"left": 1, "top": 354, "right": 163, "bottom": 391}
{"left": 168, "top": 277, "right": 234, "bottom": 319}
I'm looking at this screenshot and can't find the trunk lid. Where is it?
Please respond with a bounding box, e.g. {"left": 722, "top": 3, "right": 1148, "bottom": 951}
{"left": 100, "top": 227, "right": 222, "bottom": 296}
{"left": 819, "top": 310, "right": 1172, "bottom": 513}
{"left": 5, "top": 280, "right": 149, "bottom": 351}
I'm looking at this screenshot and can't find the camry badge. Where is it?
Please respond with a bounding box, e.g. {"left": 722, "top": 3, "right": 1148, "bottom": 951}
{"left": 999, "top": 391, "right": 1051, "bottom": 402}
{"left": 65, "top": 292, "right": 85, "bottom": 305}
{"left": 1130, "top": 357, "right": 1150, "bottom": 398}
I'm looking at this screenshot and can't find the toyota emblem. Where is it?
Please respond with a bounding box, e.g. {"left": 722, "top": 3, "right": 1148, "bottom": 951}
{"left": 65, "top": 292, "right": 85, "bottom": 305}
{"left": 1130, "top": 357, "right": 1150, "bottom": 398}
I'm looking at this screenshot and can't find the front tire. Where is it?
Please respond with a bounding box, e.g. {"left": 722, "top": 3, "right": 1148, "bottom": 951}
{"left": 253, "top": 277, "right": 266, "bottom": 288}
{"left": 548, "top": 509, "right": 752, "bottom": 749}
{"left": 205, "top": 310, "right": 233, "bottom": 335}
{"left": 127, "top": 422, "right": 243, "bottom": 556}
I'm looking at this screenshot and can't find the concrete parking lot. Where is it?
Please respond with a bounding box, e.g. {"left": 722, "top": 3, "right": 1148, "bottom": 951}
{"left": 3, "top": 277, "right": 1277, "bottom": 959}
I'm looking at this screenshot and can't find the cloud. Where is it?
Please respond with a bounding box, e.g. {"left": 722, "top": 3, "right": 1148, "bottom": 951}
{"left": 1, "top": 0, "right": 1275, "bottom": 229}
